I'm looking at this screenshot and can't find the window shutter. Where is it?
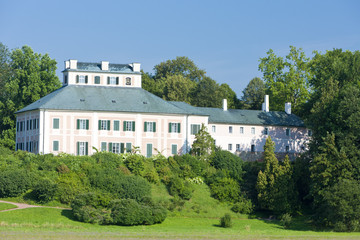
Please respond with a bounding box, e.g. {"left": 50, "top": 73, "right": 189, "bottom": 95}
{"left": 85, "top": 142, "right": 88, "bottom": 155}
{"left": 116, "top": 77, "right": 119, "bottom": 85}
{"left": 108, "top": 143, "right": 113, "bottom": 152}
{"left": 107, "top": 120, "right": 110, "bottom": 130}
{"left": 77, "top": 119, "right": 80, "bottom": 130}
{"left": 77, "top": 142, "right": 79, "bottom": 155}
{"left": 169, "top": 123, "right": 172, "bottom": 133}
{"left": 101, "top": 142, "right": 107, "bottom": 151}
{"left": 120, "top": 143, "right": 124, "bottom": 153}
{"left": 172, "top": 144, "right": 177, "bottom": 155}
{"left": 178, "top": 123, "right": 181, "bottom": 133}
{"left": 123, "top": 121, "right": 126, "bottom": 131}
{"left": 98, "top": 120, "right": 101, "bottom": 130}
{"left": 107, "top": 77, "right": 110, "bottom": 84}
{"left": 144, "top": 122, "right": 147, "bottom": 132}
{"left": 85, "top": 76, "right": 88, "bottom": 83}
{"left": 86, "top": 120, "right": 89, "bottom": 130}
{"left": 153, "top": 122, "right": 156, "bottom": 132}
{"left": 126, "top": 143, "right": 132, "bottom": 153}
{"left": 76, "top": 75, "right": 79, "bottom": 83}
{"left": 132, "top": 121, "right": 135, "bottom": 131}
{"left": 114, "top": 120, "right": 119, "bottom": 131}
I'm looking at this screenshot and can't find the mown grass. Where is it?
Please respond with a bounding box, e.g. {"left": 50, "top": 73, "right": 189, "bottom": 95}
{"left": 0, "top": 203, "right": 17, "bottom": 211}
{"left": 0, "top": 184, "right": 360, "bottom": 239}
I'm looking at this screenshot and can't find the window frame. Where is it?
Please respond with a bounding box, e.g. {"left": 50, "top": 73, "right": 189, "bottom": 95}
{"left": 240, "top": 127, "right": 244, "bottom": 134}
{"left": 190, "top": 124, "right": 201, "bottom": 135}
{"left": 53, "top": 140, "right": 59, "bottom": 151}
{"left": 169, "top": 122, "right": 180, "bottom": 133}
{"left": 171, "top": 144, "right": 177, "bottom": 155}
{"left": 144, "top": 121, "right": 156, "bottom": 132}
{"left": 286, "top": 128, "right": 290, "bottom": 136}
{"left": 264, "top": 127, "right": 269, "bottom": 135}
{"left": 77, "top": 119, "right": 89, "bottom": 130}
{"left": 77, "top": 142, "right": 88, "bottom": 156}
{"left": 228, "top": 144, "right": 232, "bottom": 151}
{"left": 126, "top": 77, "right": 132, "bottom": 85}
{"left": 251, "top": 127, "right": 255, "bottom": 135}
{"left": 53, "top": 118, "right": 59, "bottom": 129}
{"left": 212, "top": 125, "right": 216, "bottom": 133}
{"left": 229, "top": 126, "right": 233, "bottom": 134}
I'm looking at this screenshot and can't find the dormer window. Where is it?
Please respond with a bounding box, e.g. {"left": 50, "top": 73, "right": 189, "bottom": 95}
{"left": 107, "top": 76, "right": 119, "bottom": 85}
{"left": 76, "top": 75, "right": 88, "bottom": 84}
{"left": 126, "top": 77, "right": 132, "bottom": 85}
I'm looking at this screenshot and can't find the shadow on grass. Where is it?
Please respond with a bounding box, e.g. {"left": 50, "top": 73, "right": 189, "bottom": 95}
{"left": 61, "top": 209, "right": 78, "bottom": 221}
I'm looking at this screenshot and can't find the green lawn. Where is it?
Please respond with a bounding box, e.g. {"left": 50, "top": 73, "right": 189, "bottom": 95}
{"left": 0, "top": 202, "right": 17, "bottom": 211}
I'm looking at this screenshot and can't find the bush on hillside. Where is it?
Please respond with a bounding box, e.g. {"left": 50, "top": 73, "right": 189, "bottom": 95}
{"left": 231, "top": 197, "right": 254, "bottom": 214}
{"left": 0, "top": 169, "right": 33, "bottom": 197}
{"left": 32, "top": 178, "right": 57, "bottom": 203}
{"left": 220, "top": 213, "right": 232, "bottom": 228}
{"left": 56, "top": 172, "right": 89, "bottom": 204}
{"left": 210, "top": 177, "right": 240, "bottom": 203}
{"left": 210, "top": 150, "right": 243, "bottom": 182}
{"left": 124, "top": 154, "right": 145, "bottom": 175}
{"left": 168, "top": 176, "right": 193, "bottom": 200}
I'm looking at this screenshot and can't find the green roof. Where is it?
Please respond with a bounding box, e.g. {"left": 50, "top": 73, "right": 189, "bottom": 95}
{"left": 170, "top": 101, "right": 305, "bottom": 127}
{"left": 16, "top": 85, "right": 188, "bottom": 115}
{"left": 62, "top": 62, "right": 139, "bottom": 74}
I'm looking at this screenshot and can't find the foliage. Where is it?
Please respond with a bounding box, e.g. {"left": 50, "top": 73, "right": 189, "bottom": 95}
{"left": 32, "top": 178, "right": 57, "bottom": 203}
{"left": 209, "top": 177, "right": 240, "bottom": 203}
{"left": 56, "top": 172, "right": 89, "bottom": 204}
{"left": 280, "top": 213, "right": 292, "bottom": 229}
{"left": 241, "top": 77, "right": 265, "bottom": 110}
{"left": 210, "top": 150, "right": 243, "bottom": 182}
{"left": 0, "top": 169, "right": 33, "bottom": 197}
{"left": 256, "top": 137, "right": 297, "bottom": 214}
{"left": 191, "top": 124, "right": 215, "bottom": 161}
{"left": 220, "top": 213, "right": 232, "bottom": 228}
{"left": 168, "top": 176, "right": 193, "bottom": 200}
{"left": 259, "top": 46, "right": 310, "bottom": 115}
{"left": 231, "top": 197, "right": 253, "bottom": 214}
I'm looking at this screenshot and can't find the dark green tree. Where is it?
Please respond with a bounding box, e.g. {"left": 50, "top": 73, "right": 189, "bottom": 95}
{"left": 191, "top": 124, "right": 215, "bottom": 161}
{"left": 241, "top": 77, "right": 265, "bottom": 110}
{"left": 163, "top": 74, "right": 196, "bottom": 103}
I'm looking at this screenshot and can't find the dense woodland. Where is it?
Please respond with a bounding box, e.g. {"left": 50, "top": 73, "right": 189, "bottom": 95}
{"left": 0, "top": 42, "right": 360, "bottom": 231}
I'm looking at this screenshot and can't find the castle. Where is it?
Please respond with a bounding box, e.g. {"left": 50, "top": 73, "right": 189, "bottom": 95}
{"left": 15, "top": 60, "right": 309, "bottom": 158}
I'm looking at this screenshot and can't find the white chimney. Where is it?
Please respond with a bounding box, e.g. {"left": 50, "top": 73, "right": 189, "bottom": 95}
{"left": 285, "top": 102, "right": 291, "bottom": 114}
{"left": 65, "top": 60, "right": 70, "bottom": 69}
{"left": 223, "top": 99, "right": 228, "bottom": 111}
{"left": 262, "top": 95, "right": 269, "bottom": 112}
{"left": 101, "top": 61, "right": 109, "bottom": 71}
{"left": 132, "top": 63, "right": 141, "bottom": 72}
{"left": 69, "top": 59, "right": 77, "bottom": 69}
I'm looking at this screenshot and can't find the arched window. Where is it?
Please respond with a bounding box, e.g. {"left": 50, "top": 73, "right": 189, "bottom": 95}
{"left": 126, "top": 77, "right": 131, "bottom": 85}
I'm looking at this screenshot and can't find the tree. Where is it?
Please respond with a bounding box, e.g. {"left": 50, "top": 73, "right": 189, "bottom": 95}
{"left": 256, "top": 137, "right": 296, "bottom": 214}
{"left": 190, "top": 124, "right": 215, "bottom": 161}
{"left": 218, "top": 83, "right": 239, "bottom": 109}
{"left": 259, "top": 46, "right": 311, "bottom": 115}
{"left": 0, "top": 45, "right": 61, "bottom": 149}
{"left": 162, "top": 74, "right": 196, "bottom": 103}
{"left": 241, "top": 77, "right": 265, "bottom": 110}
{"left": 191, "top": 77, "right": 222, "bottom": 108}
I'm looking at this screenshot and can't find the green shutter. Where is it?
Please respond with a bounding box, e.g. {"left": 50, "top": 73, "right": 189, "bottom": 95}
{"left": 147, "top": 144, "right": 152, "bottom": 158}
{"left": 153, "top": 122, "right": 156, "bottom": 132}
{"left": 108, "top": 143, "right": 113, "bottom": 152}
{"left": 172, "top": 144, "right": 177, "bottom": 155}
{"left": 126, "top": 143, "right": 132, "bottom": 153}
{"left": 116, "top": 77, "right": 119, "bottom": 85}
{"left": 54, "top": 118, "right": 59, "bottom": 129}
{"left": 114, "top": 120, "right": 119, "bottom": 131}
{"left": 85, "top": 75, "right": 88, "bottom": 83}
{"left": 123, "top": 121, "right": 126, "bottom": 131}
{"left": 132, "top": 121, "right": 135, "bottom": 131}
{"left": 95, "top": 76, "right": 100, "bottom": 84}
{"left": 101, "top": 142, "right": 107, "bottom": 151}
{"left": 53, "top": 141, "right": 59, "bottom": 151}
{"left": 86, "top": 120, "right": 89, "bottom": 130}
{"left": 77, "top": 142, "right": 79, "bottom": 155}
{"left": 120, "top": 143, "right": 124, "bottom": 153}
{"left": 77, "top": 119, "right": 80, "bottom": 129}
{"left": 107, "top": 120, "right": 110, "bottom": 130}
{"left": 85, "top": 142, "right": 88, "bottom": 155}
{"left": 76, "top": 75, "right": 79, "bottom": 83}
{"left": 98, "top": 120, "right": 101, "bottom": 130}
{"left": 178, "top": 123, "right": 181, "bottom": 133}
{"left": 107, "top": 77, "right": 110, "bottom": 84}
{"left": 144, "top": 122, "right": 147, "bottom": 132}
{"left": 169, "top": 123, "right": 172, "bottom": 133}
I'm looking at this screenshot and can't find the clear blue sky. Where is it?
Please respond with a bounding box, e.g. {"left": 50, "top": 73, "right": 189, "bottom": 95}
{"left": 1, "top": 0, "right": 359, "bottom": 97}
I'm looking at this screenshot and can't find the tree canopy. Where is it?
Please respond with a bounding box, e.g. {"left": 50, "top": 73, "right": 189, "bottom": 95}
{"left": 241, "top": 77, "right": 265, "bottom": 110}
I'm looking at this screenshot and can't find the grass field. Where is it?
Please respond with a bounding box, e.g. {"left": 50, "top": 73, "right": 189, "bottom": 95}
{"left": 0, "top": 202, "right": 17, "bottom": 211}
{"left": 0, "top": 184, "right": 359, "bottom": 239}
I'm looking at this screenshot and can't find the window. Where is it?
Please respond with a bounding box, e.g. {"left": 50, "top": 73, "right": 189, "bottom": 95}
{"left": 94, "top": 76, "right": 100, "bottom": 84}
{"left": 228, "top": 144, "right": 232, "bottom": 151}
{"left": 53, "top": 141, "right": 59, "bottom": 151}
{"left": 229, "top": 126, "right": 233, "bottom": 133}
{"left": 144, "top": 121, "right": 156, "bottom": 132}
{"left": 172, "top": 144, "right": 177, "bottom": 155}
{"left": 64, "top": 75, "right": 68, "bottom": 84}
{"left": 191, "top": 124, "right": 201, "bottom": 135}
{"left": 27, "top": 120, "right": 29, "bottom": 131}
{"left": 33, "top": 119, "right": 37, "bottom": 129}
{"left": 110, "top": 143, "right": 120, "bottom": 154}
{"left": 77, "top": 142, "right": 88, "bottom": 156}
{"left": 308, "top": 130, "right": 312, "bottom": 136}
{"left": 114, "top": 120, "right": 120, "bottom": 131}
{"left": 98, "top": 120, "right": 110, "bottom": 131}
{"left": 124, "top": 121, "right": 135, "bottom": 131}
{"left": 126, "top": 77, "right": 131, "bottom": 85}
{"left": 76, "top": 75, "right": 88, "bottom": 84}
{"left": 169, "top": 123, "right": 180, "bottom": 133}
{"left": 236, "top": 144, "right": 240, "bottom": 151}
{"left": 77, "top": 119, "right": 89, "bottom": 130}
{"left": 264, "top": 127, "right": 269, "bottom": 135}
{"left": 126, "top": 143, "right": 132, "bottom": 153}
{"left": 251, "top": 144, "right": 255, "bottom": 152}
{"left": 212, "top": 125, "right": 216, "bottom": 133}
{"left": 53, "top": 118, "right": 59, "bottom": 129}
{"left": 240, "top": 127, "right": 244, "bottom": 134}
{"left": 107, "top": 76, "right": 119, "bottom": 85}
{"left": 286, "top": 145, "right": 290, "bottom": 152}
{"left": 147, "top": 143, "right": 152, "bottom": 158}
{"left": 101, "top": 142, "right": 107, "bottom": 151}
{"left": 286, "top": 128, "right": 290, "bottom": 136}
{"left": 29, "top": 119, "right": 32, "bottom": 130}
{"left": 251, "top": 127, "right": 255, "bottom": 134}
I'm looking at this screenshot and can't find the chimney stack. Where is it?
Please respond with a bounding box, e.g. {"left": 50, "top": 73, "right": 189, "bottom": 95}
{"left": 223, "top": 99, "right": 228, "bottom": 111}
{"left": 262, "top": 95, "right": 269, "bottom": 112}
{"left": 69, "top": 59, "right": 77, "bottom": 69}
{"left": 285, "top": 102, "right": 291, "bottom": 114}
{"left": 101, "top": 61, "right": 109, "bottom": 71}
{"left": 131, "top": 62, "right": 141, "bottom": 72}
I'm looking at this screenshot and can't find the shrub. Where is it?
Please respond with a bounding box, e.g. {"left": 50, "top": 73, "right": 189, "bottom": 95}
{"left": 231, "top": 197, "right": 253, "bottom": 214}
{"left": 32, "top": 178, "right": 57, "bottom": 203}
{"left": 124, "top": 154, "right": 145, "bottom": 175}
{"left": 210, "top": 177, "right": 240, "bottom": 202}
{"left": 91, "top": 151, "right": 123, "bottom": 169}
{"left": 56, "top": 172, "right": 89, "bottom": 204}
{"left": 280, "top": 213, "right": 292, "bottom": 229}
{"left": 168, "top": 176, "right": 193, "bottom": 200}
{"left": 0, "top": 169, "right": 33, "bottom": 197}
{"left": 220, "top": 213, "right": 232, "bottom": 228}
{"left": 210, "top": 150, "right": 243, "bottom": 182}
